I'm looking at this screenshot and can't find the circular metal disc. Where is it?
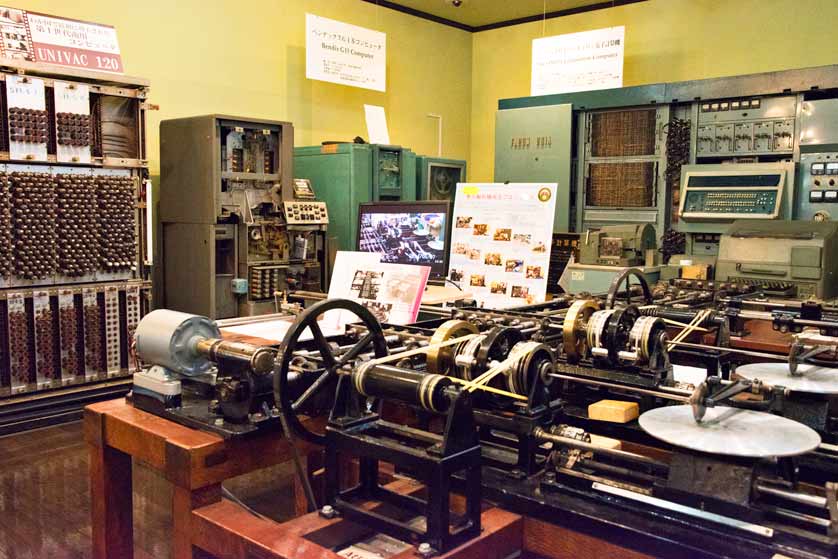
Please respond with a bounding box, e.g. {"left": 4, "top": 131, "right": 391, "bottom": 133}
{"left": 639, "top": 405, "right": 821, "bottom": 458}
{"left": 737, "top": 362, "right": 838, "bottom": 394}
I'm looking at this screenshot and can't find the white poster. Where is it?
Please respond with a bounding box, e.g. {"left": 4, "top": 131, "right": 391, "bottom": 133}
{"left": 306, "top": 14, "right": 386, "bottom": 92}
{"left": 448, "top": 184, "right": 557, "bottom": 309}
{"left": 531, "top": 26, "right": 624, "bottom": 96}
{"left": 327, "top": 251, "right": 429, "bottom": 326}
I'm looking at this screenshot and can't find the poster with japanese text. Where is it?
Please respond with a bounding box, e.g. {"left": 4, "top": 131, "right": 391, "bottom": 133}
{"left": 0, "top": 6, "right": 123, "bottom": 73}
{"left": 306, "top": 14, "right": 386, "bottom": 92}
{"left": 448, "top": 184, "right": 557, "bottom": 309}
{"left": 531, "top": 26, "right": 624, "bottom": 96}
{"left": 327, "top": 251, "right": 429, "bottom": 326}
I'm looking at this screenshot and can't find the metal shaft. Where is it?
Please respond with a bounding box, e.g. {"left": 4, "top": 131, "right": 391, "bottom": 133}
{"left": 195, "top": 338, "right": 275, "bottom": 375}
{"left": 534, "top": 427, "right": 669, "bottom": 471}
{"left": 548, "top": 373, "right": 690, "bottom": 403}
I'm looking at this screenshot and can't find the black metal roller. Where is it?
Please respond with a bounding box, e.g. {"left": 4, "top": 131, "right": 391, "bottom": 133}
{"left": 476, "top": 326, "right": 525, "bottom": 376}
{"left": 605, "top": 305, "right": 640, "bottom": 365}
{"left": 274, "top": 298, "right": 388, "bottom": 445}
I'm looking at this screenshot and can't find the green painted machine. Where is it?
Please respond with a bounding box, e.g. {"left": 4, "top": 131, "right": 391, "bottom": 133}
{"left": 494, "top": 104, "right": 572, "bottom": 233}
{"left": 716, "top": 220, "right": 838, "bottom": 300}
{"left": 564, "top": 224, "right": 660, "bottom": 295}
{"left": 294, "top": 143, "right": 416, "bottom": 252}
{"left": 416, "top": 156, "right": 466, "bottom": 201}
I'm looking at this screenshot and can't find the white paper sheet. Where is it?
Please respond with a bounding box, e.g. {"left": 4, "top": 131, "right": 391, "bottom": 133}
{"left": 364, "top": 104, "right": 390, "bottom": 145}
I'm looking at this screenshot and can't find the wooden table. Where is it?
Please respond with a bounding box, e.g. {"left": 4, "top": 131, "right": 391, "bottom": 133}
{"left": 84, "top": 398, "right": 319, "bottom": 559}
{"left": 85, "top": 399, "right": 656, "bottom": 559}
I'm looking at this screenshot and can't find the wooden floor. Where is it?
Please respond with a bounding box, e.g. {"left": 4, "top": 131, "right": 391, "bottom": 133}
{"left": 0, "top": 420, "right": 298, "bottom": 559}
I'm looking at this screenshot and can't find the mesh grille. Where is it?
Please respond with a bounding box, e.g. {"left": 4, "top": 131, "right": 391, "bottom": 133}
{"left": 90, "top": 94, "right": 102, "bottom": 158}
{"left": 45, "top": 86, "right": 56, "bottom": 155}
{"left": 591, "top": 109, "right": 657, "bottom": 157}
{"left": 587, "top": 162, "right": 655, "bottom": 207}
{"left": 0, "top": 85, "right": 8, "bottom": 153}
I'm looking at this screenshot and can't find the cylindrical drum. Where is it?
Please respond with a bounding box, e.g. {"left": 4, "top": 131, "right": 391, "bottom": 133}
{"left": 353, "top": 364, "right": 453, "bottom": 413}
{"left": 134, "top": 309, "right": 221, "bottom": 376}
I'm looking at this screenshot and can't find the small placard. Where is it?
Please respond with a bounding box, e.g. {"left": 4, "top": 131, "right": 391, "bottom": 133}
{"left": 0, "top": 6, "right": 123, "bottom": 73}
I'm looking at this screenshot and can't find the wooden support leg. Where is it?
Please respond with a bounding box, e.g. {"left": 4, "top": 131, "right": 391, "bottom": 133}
{"left": 89, "top": 442, "right": 134, "bottom": 559}
{"left": 172, "top": 484, "right": 222, "bottom": 559}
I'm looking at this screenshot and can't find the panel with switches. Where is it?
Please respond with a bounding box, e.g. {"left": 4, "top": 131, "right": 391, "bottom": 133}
{"left": 679, "top": 168, "right": 785, "bottom": 221}
{"left": 283, "top": 201, "right": 329, "bottom": 225}
{"left": 695, "top": 95, "right": 796, "bottom": 157}
{"left": 797, "top": 152, "right": 838, "bottom": 222}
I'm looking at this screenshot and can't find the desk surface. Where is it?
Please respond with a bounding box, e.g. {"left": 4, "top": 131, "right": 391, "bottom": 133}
{"left": 421, "top": 284, "right": 472, "bottom": 305}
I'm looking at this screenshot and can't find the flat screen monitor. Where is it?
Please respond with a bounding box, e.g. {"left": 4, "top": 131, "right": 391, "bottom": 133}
{"left": 357, "top": 200, "right": 450, "bottom": 279}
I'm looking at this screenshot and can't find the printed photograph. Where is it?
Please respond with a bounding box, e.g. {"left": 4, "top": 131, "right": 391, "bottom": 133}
{"left": 362, "top": 300, "right": 393, "bottom": 322}
{"left": 505, "top": 259, "right": 524, "bottom": 273}
{"left": 525, "top": 265, "right": 543, "bottom": 279}
{"left": 470, "top": 274, "right": 486, "bottom": 287}
{"left": 456, "top": 216, "right": 473, "bottom": 228}
{"left": 453, "top": 242, "right": 468, "bottom": 255}
{"left": 483, "top": 252, "right": 502, "bottom": 266}
{"left": 350, "top": 270, "right": 382, "bottom": 300}
{"left": 490, "top": 281, "right": 507, "bottom": 294}
{"left": 468, "top": 248, "right": 481, "bottom": 261}
{"left": 532, "top": 241, "right": 547, "bottom": 253}
{"left": 383, "top": 273, "right": 422, "bottom": 305}
{"left": 0, "top": 8, "right": 33, "bottom": 61}
{"left": 511, "top": 285, "right": 530, "bottom": 298}
{"left": 493, "top": 228, "right": 512, "bottom": 241}
{"left": 513, "top": 233, "right": 532, "bottom": 244}
{"left": 450, "top": 268, "right": 464, "bottom": 282}
{"left": 473, "top": 223, "right": 489, "bottom": 236}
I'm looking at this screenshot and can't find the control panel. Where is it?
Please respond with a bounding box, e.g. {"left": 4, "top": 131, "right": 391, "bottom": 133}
{"left": 696, "top": 95, "right": 796, "bottom": 157}
{"left": 682, "top": 190, "right": 779, "bottom": 216}
{"left": 679, "top": 167, "right": 786, "bottom": 221}
{"left": 283, "top": 200, "right": 329, "bottom": 225}
{"left": 797, "top": 152, "right": 838, "bottom": 222}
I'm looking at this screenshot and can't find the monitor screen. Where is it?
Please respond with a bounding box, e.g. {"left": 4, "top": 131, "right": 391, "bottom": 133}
{"left": 357, "top": 201, "right": 450, "bottom": 278}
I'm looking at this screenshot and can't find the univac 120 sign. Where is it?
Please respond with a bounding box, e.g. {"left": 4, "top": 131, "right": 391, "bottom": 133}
{"left": 0, "top": 6, "right": 123, "bottom": 73}
{"left": 306, "top": 14, "right": 386, "bottom": 92}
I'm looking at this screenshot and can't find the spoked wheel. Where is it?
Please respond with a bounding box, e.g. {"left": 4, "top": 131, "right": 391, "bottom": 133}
{"left": 274, "top": 298, "right": 388, "bottom": 445}
{"left": 605, "top": 267, "right": 652, "bottom": 309}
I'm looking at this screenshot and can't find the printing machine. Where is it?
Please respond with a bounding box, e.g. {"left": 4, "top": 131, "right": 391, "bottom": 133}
{"left": 130, "top": 269, "right": 838, "bottom": 558}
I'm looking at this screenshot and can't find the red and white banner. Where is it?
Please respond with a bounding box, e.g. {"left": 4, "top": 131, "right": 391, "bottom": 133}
{"left": 0, "top": 6, "right": 122, "bottom": 73}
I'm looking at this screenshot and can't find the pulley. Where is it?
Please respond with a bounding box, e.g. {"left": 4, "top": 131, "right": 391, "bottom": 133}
{"left": 562, "top": 299, "right": 599, "bottom": 362}
{"left": 426, "top": 319, "right": 479, "bottom": 375}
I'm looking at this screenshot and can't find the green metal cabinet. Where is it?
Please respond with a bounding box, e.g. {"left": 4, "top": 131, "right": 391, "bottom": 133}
{"left": 294, "top": 143, "right": 416, "bottom": 251}
{"left": 416, "top": 156, "right": 466, "bottom": 201}
{"left": 494, "top": 104, "right": 573, "bottom": 233}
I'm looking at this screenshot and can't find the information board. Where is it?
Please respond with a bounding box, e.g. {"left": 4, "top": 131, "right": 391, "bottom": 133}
{"left": 531, "top": 26, "right": 624, "bottom": 96}
{"left": 306, "top": 14, "right": 386, "bottom": 92}
{"left": 448, "top": 183, "right": 557, "bottom": 308}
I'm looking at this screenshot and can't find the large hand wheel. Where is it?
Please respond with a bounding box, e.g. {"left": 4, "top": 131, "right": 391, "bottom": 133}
{"left": 605, "top": 267, "right": 653, "bottom": 309}
{"left": 274, "top": 298, "right": 388, "bottom": 445}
